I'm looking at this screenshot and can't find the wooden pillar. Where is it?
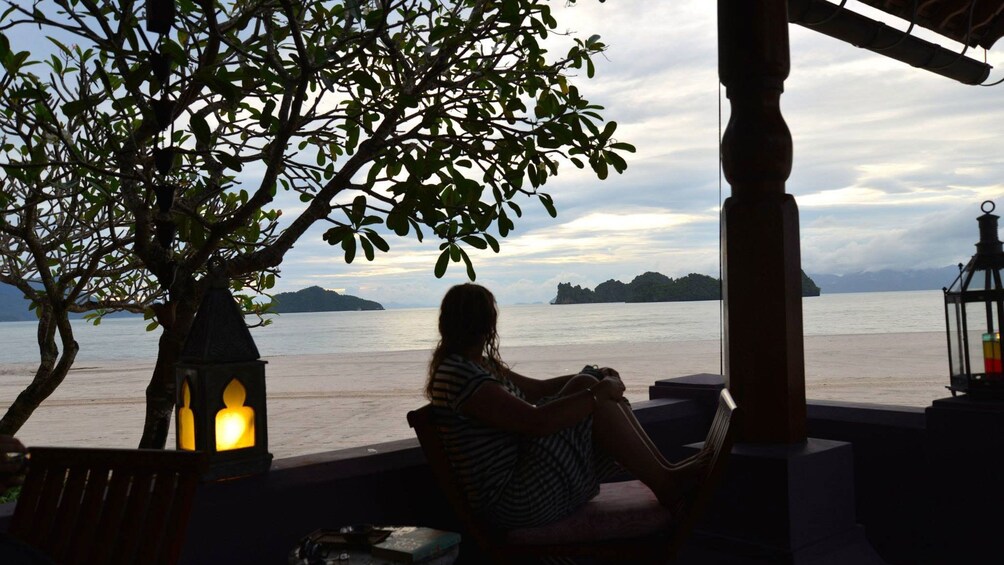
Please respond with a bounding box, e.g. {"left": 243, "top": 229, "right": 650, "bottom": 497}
{"left": 718, "top": 0, "right": 807, "bottom": 443}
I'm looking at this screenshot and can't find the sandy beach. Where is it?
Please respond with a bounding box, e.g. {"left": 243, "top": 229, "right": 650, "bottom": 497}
{"left": 0, "top": 332, "right": 950, "bottom": 459}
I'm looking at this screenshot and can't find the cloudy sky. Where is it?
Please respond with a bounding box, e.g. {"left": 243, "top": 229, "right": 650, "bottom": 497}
{"left": 14, "top": 0, "right": 987, "bottom": 308}
{"left": 266, "top": 2, "right": 1004, "bottom": 306}
{"left": 4, "top": 2, "right": 1001, "bottom": 307}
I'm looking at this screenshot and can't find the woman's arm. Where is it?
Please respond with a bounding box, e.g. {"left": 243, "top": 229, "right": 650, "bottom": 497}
{"left": 502, "top": 365, "right": 620, "bottom": 403}
{"left": 502, "top": 368, "right": 577, "bottom": 402}
{"left": 459, "top": 378, "right": 623, "bottom": 437}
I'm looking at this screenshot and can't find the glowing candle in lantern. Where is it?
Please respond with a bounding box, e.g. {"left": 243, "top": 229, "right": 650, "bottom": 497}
{"left": 178, "top": 379, "right": 195, "bottom": 451}
{"left": 215, "top": 379, "right": 255, "bottom": 451}
{"left": 983, "top": 332, "right": 1002, "bottom": 374}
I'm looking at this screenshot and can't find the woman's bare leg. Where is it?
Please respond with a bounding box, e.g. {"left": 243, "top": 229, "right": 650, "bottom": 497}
{"left": 558, "top": 375, "right": 705, "bottom": 507}
{"left": 560, "top": 376, "right": 690, "bottom": 468}
{"left": 616, "top": 400, "right": 674, "bottom": 468}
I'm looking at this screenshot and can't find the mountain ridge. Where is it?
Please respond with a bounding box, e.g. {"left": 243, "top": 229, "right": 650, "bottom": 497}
{"left": 807, "top": 266, "right": 958, "bottom": 293}
{"left": 553, "top": 271, "right": 821, "bottom": 304}
{"left": 0, "top": 284, "right": 384, "bottom": 322}
{"left": 272, "top": 286, "right": 384, "bottom": 312}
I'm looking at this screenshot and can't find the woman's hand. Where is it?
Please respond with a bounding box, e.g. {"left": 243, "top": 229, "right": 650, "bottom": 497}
{"left": 599, "top": 367, "right": 620, "bottom": 379}
{"left": 592, "top": 374, "right": 625, "bottom": 401}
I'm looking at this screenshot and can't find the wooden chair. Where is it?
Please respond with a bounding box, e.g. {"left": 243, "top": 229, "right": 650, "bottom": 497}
{"left": 9, "top": 447, "right": 206, "bottom": 565}
{"left": 408, "top": 388, "right": 738, "bottom": 564}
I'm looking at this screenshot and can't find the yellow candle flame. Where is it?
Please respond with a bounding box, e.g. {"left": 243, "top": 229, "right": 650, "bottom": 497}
{"left": 178, "top": 379, "right": 195, "bottom": 451}
{"left": 215, "top": 379, "right": 254, "bottom": 451}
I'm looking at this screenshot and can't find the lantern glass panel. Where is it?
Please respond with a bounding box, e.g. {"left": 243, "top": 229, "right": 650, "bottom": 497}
{"left": 968, "top": 326, "right": 987, "bottom": 379}
{"left": 178, "top": 378, "right": 195, "bottom": 451}
{"left": 979, "top": 301, "right": 1002, "bottom": 377}
{"left": 983, "top": 331, "right": 1001, "bottom": 375}
{"left": 948, "top": 301, "right": 964, "bottom": 377}
{"left": 949, "top": 271, "right": 965, "bottom": 293}
{"left": 215, "top": 378, "right": 255, "bottom": 451}
{"left": 969, "top": 268, "right": 991, "bottom": 292}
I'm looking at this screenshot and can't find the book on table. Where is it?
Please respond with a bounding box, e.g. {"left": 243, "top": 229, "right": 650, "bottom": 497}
{"left": 370, "top": 526, "right": 461, "bottom": 563}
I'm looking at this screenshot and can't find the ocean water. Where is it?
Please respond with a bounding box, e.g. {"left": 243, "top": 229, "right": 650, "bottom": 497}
{"left": 0, "top": 290, "right": 946, "bottom": 365}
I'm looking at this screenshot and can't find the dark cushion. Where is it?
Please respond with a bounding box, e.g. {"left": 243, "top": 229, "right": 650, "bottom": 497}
{"left": 505, "top": 480, "right": 674, "bottom": 545}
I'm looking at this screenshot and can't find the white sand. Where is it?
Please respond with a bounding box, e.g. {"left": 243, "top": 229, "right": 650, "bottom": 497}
{"left": 0, "top": 332, "right": 951, "bottom": 459}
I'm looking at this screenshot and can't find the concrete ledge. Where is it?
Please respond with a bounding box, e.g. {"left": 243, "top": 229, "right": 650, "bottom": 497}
{"left": 926, "top": 397, "right": 1004, "bottom": 562}
{"left": 632, "top": 397, "right": 708, "bottom": 422}
{"left": 696, "top": 439, "right": 859, "bottom": 552}
{"left": 268, "top": 438, "right": 425, "bottom": 483}
{"left": 807, "top": 400, "right": 926, "bottom": 429}
{"left": 807, "top": 400, "right": 929, "bottom": 564}
{"left": 0, "top": 393, "right": 941, "bottom": 564}
{"left": 650, "top": 373, "right": 725, "bottom": 402}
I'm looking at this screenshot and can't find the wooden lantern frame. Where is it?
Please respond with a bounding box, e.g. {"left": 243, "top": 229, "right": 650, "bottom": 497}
{"left": 175, "top": 280, "right": 272, "bottom": 480}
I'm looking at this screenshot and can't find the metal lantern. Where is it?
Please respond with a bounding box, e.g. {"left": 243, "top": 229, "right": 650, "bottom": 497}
{"left": 175, "top": 276, "right": 272, "bottom": 480}
{"left": 944, "top": 200, "right": 1004, "bottom": 397}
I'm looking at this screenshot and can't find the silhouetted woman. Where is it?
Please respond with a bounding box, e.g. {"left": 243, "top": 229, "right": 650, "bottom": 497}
{"left": 426, "top": 283, "right": 707, "bottom": 528}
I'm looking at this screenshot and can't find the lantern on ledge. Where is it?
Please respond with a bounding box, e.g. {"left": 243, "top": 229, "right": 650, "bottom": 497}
{"left": 175, "top": 272, "right": 272, "bottom": 480}
{"left": 944, "top": 200, "right": 1004, "bottom": 397}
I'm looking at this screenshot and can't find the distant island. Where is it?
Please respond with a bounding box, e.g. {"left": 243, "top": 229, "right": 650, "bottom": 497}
{"left": 0, "top": 284, "right": 383, "bottom": 321}
{"left": 807, "top": 266, "right": 958, "bottom": 294}
{"left": 0, "top": 267, "right": 962, "bottom": 321}
{"left": 272, "top": 286, "right": 383, "bottom": 312}
{"left": 552, "top": 271, "right": 821, "bottom": 304}
{"left": 0, "top": 284, "right": 34, "bottom": 322}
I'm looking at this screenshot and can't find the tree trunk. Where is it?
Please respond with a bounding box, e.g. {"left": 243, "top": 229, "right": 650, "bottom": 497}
{"left": 137, "top": 294, "right": 199, "bottom": 448}
{"left": 0, "top": 307, "right": 79, "bottom": 435}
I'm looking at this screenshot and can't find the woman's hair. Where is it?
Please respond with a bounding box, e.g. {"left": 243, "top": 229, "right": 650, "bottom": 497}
{"left": 426, "top": 283, "right": 507, "bottom": 399}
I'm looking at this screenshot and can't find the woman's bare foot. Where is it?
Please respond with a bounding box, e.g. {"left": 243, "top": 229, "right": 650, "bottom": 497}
{"left": 655, "top": 450, "right": 712, "bottom": 510}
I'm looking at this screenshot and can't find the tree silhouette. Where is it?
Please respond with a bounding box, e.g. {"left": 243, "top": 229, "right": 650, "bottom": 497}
{"left": 0, "top": 0, "right": 633, "bottom": 447}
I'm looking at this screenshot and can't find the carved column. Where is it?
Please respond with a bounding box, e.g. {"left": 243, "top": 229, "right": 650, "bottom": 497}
{"left": 719, "top": 0, "right": 807, "bottom": 443}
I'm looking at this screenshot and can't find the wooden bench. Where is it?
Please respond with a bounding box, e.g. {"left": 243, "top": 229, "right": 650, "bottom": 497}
{"left": 408, "top": 389, "right": 738, "bottom": 564}
{"left": 9, "top": 447, "right": 205, "bottom": 565}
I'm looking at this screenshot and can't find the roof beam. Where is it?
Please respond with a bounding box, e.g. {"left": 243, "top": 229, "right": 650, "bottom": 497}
{"left": 789, "top": 0, "right": 992, "bottom": 85}
{"left": 856, "top": 0, "right": 1004, "bottom": 49}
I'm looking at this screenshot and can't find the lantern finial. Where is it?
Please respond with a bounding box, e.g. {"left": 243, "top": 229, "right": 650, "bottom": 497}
{"left": 976, "top": 200, "right": 1003, "bottom": 259}
{"left": 180, "top": 272, "right": 260, "bottom": 363}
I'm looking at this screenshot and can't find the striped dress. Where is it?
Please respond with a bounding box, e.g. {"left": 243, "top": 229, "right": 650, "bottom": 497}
{"left": 429, "top": 354, "right": 620, "bottom": 529}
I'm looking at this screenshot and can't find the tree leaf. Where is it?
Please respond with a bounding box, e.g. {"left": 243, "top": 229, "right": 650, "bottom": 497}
{"left": 484, "top": 233, "right": 500, "bottom": 253}
{"left": 190, "top": 113, "right": 211, "bottom": 146}
{"left": 601, "top": 120, "right": 617, "bottom": 141}
{"left": 460, "top": 248, "right": 476, "bottom": 281}
{"left": 594, "top": 158, "right": 608, "bottom": 180}
{"left": 387, "top": 211, "right": 409, "bottom": 236}
{"left": 610, "top": 142, "right": 636, "bottom": 152}
{"left": 434, "top": 248, "right": 450, "bottom": 278}
{"left": 462, "top": 236, "right": 487, "bottom": 250}
{"left": 62, "top": 99, "right": 90, "bottom": 118}
{"left": 367, "top": 230, "right": 390, "bottom": 252}
{"left": 539, "top": 194, "right": 557, "bottom": 218}
{"left": 351, "top": 195, "right": 366, "bottom": 223}
{"left": 342, "top": 235, "right": 356, "bottom": 263}
{"left": 607, "top": 151, "right": 628, "bottom": 174}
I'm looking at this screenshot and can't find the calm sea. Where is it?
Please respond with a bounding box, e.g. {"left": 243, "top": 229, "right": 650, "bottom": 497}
{"left": 0, "top": 290, "right": 945, "bottom": 365}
